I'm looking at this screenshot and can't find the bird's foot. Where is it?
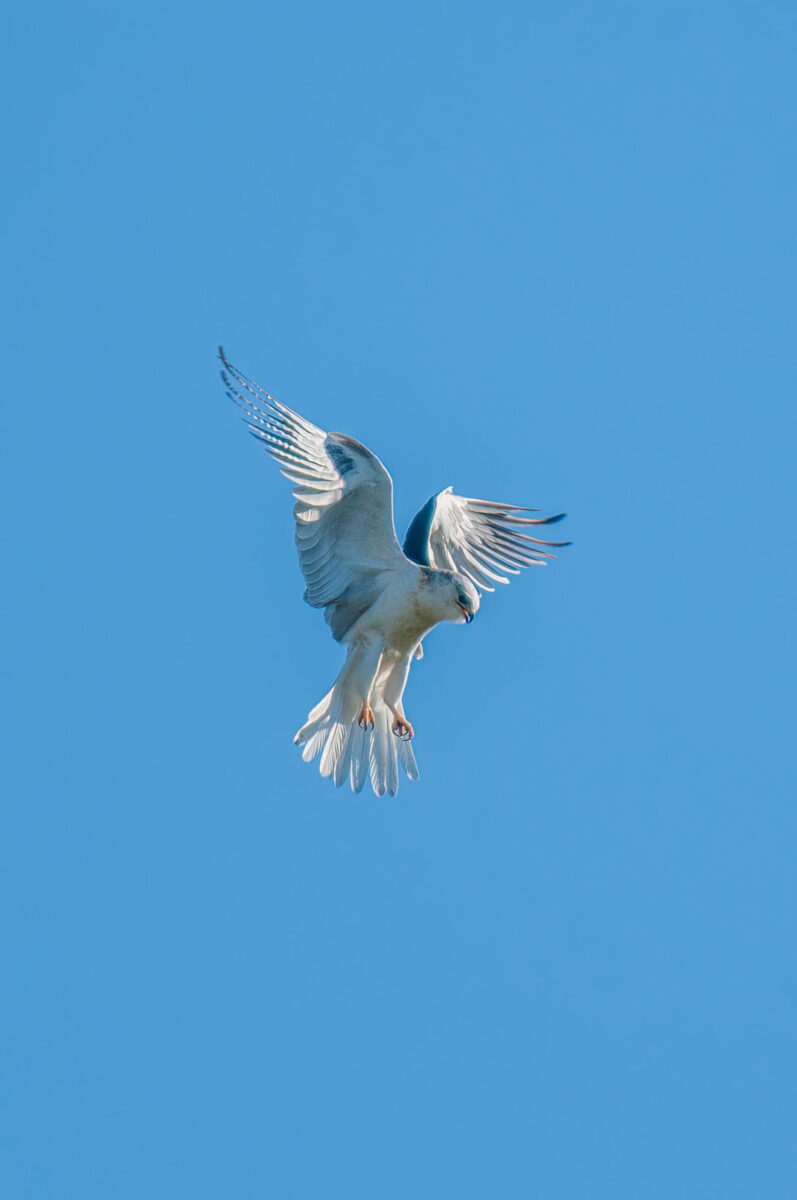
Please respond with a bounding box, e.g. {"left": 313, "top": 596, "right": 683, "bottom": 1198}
{"left": 391, "top": 716, "right": 415, "bottom": 741}
{"left": 357, "top": 702, "right": 375, "bottom": 731}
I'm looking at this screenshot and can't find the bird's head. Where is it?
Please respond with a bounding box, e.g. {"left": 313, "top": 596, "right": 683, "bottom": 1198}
{"left": 419, "top": 569, "right": 480, "bottom": 624}
{"left": 446, "top": 573, "right": 480, "bottom": 625}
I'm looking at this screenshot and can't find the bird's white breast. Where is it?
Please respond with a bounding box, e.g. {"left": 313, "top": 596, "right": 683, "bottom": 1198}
{"left": 346, "top": 563, "right": 443, "bottom": 654}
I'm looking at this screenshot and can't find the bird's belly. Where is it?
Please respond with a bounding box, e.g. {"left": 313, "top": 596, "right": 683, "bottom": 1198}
{"left": 349, "top": 582, "right": 434, "bottom": 654}
{"left": 383, "top": 610, "right": 432, "bottom": 655}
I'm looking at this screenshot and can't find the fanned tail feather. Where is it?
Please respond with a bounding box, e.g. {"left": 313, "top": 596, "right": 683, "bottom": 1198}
{"left": 294, "top": 675, "right": 418, "bottom": 797}
{"left": 396, "top": 735, "right": 420, "bottom": 782}
{"left": 369, "top": 703, "right": 398, "bottom": 798}
{"left": 349, "top": 724, "right": 371, "bottom": 793}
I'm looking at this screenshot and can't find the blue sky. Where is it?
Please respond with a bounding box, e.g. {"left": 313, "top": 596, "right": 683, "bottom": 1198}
{"left": 3, "top": 1, "right": 796, "bottom": 1196}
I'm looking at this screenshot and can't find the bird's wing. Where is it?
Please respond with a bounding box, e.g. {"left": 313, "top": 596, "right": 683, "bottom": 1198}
{"left": 221, "top": 349, "right": 406, "bottom": 640}
{"left": 403, "top": 486, "right": 570, "bottom": 592}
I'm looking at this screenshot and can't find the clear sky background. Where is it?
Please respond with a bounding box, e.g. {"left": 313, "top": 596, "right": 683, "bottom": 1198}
{"left": 3, "top": 1, "right": 796, "bottom": 1196}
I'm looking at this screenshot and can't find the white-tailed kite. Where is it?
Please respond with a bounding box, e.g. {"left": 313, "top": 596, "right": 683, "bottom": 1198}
{"left": 221, "top": 349, "right": 569, "bottom": 796}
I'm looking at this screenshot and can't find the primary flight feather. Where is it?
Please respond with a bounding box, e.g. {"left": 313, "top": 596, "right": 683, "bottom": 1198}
{"left": 220, "top": 349, "right": 569, "bottom": 796}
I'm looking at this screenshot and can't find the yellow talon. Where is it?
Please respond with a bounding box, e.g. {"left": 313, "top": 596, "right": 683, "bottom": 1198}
{"left": 391, "top": 716, "right": 414, "bottom": 741}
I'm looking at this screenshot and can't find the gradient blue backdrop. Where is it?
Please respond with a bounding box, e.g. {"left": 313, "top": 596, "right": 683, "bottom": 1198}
{"left": 3, "top": 2, "right": 795, "bottom": 1196}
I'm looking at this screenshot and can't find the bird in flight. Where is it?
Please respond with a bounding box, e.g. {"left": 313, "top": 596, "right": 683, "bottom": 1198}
{"left": 221, "top": 349, "right": 569, "bottom": 796}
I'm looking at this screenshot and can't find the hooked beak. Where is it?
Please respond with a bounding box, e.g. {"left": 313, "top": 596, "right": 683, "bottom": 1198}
{"left": 458, "top": 603, "right": 474, "bottom": 624}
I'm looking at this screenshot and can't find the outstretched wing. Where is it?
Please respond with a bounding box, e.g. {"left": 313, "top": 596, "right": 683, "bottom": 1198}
{"left": 221, "top": 349, "right": 406, "bottom": 640}
{"left": 403, "top": 486, "right": 570, "bottom": 592}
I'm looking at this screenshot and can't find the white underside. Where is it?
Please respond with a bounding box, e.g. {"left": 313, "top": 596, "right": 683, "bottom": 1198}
{"left": 294, "top": 568, "right": 445, "bottom": 796}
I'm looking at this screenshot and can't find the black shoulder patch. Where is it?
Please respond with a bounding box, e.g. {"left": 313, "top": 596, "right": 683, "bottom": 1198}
{"left": 330, "top": 432, "right": 376, "bottom": 459}
{"left": 403, "top": 493, "right": 439, "bottom": 566}
{"left": 325, "top": 439, "right": 357, "bottom": 476}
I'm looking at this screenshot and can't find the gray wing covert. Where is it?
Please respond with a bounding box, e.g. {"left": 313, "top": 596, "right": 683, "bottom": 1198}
{"left": 221, "top": 350, "right": 406, "bottom": 640}
{"left": 403, "top": 486, "right": 569, "bottom": 592}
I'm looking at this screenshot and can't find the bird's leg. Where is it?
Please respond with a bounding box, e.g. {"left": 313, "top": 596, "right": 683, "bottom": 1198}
{"left": 389, "top": 710, "right": 414, "bottom": 741}
{"left": 382, "top": 651, "right": 415, "bottom": 740}
{"left": 340, "top": 639, "right": 383, "bottom": 732}
{"left": 357, "top": 701, "right": 375, "bottom": 731}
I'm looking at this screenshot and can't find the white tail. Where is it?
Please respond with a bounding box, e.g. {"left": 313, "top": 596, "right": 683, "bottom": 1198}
{"left": 294, "top": 653, "right": 419, "bottom": 796}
